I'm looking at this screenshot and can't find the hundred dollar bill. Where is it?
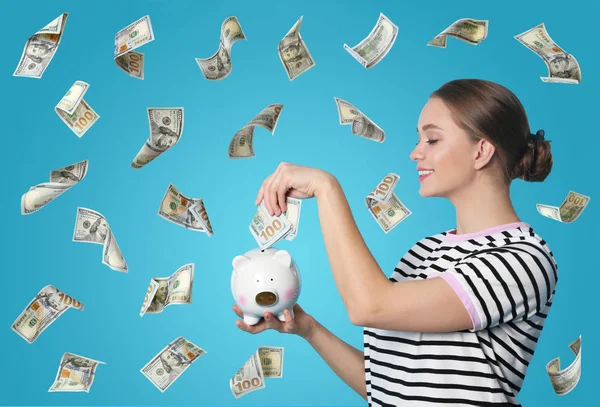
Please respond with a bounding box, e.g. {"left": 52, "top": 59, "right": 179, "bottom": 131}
{"left": 49, "top": 353, "right": 105, "bottom": 392}
{"left": 515, "top": 23, "right": 581, "bottom": 84}
{"left": 158, "top": 183, "right": 213, "bottom": 236}
{"left": 366, "top": 173, "right": 411, "bottom": 233}
{"left": 115, "top": 51, "right": 144, "bottom": 80}
{"left": 259, "top": 346, "right": 284, "bottom": 378}
{"left": 334, "top": 97, "right": 385, "bottom": 143}
{"left": 546, "top": 335, "right": 581, "bottom": 395}
{"left": 250, "top": 201, "right": 293, "bottom": 250}
{"left": 140, "top": 263, "right": 194, "bottom": 316}
{"left": 343, "top": 12, "right": 398, "bottom": 69}
{"left": 55, "top": 81, "right": 100, "bottom": 138}
{"left": 230, "top": 346, "right": 284, "bottom": 399}
{"left": 229, "top": 104, "right": 284, "bottom": 159}
{"left": 141, "top": 337, "right": 206, "bottom": 392}
{"left": 196, "top": 16, "right": 246, "bottom": 80}
{"left": 427, "top": 18, "right": 488, "bottom": 48}
{"left": 283, "top": 197, "right": 302, "bottom": 241}
{"left": 11, "top": 285, "right": 83, "bottom": 344}
{"left": 14, "top": 12, "right": 69, "bottom": 78}
{"left": 537, "top": 191, "right": 590, "bottom": 223}
{"left": 73, "top": 207, "right": 128, "bottom": 272}
{"left": 132, "top": 108, "right": 184, "bottom": 168}
{"left": 278, "top": 16, "right": 316, "bottom": 81}
{"left": 114, "top": 15, "right": 154, "bottom": 58}
{"left": 21, "top": 159, "right": 88, "bottom": 215}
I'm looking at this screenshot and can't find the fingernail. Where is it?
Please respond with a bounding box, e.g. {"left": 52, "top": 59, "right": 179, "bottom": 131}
{"left": 235, "top": 321, "right": 240, "bottom": 326}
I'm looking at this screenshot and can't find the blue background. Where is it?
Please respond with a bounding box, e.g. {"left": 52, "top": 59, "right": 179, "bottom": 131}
{"left": 1, "top": 0, "right": 597, "bottom": 405}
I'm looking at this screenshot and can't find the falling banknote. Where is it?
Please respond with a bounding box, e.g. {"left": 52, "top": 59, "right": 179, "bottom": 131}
{"left": 228, "top": 104, "right": 284, "bottom": 159}
{"left": 14, "top": 12, "right": 69, "bottom": 78}
{"left": 140, "top": 263, "right": 195, "bottom": 316}
{"left": 546, "top": 335, "right": 581, "bottom": 395}
{"left": 196, "top": 16, "right": 246, "bottom": 80}
{"left": 114, "top": 15, "right": 154, "bottom": 79}
{"left": 141, "top": 337, "right": 206, "bottom": 392}
{"left": 131, "top": 108, "right": 184, "bottom": 168}
{"left": 230, "top": 347, "right": 284, "bottom": 399}
{"left": 249, "top": 198, "right": 302, "bottom": 250}
{"left": 427, "top": 18, "right": 488, "bottom": 48}
{"left": 536, "top": 191, "right": 590, "bottom": 223}
{"left": 343, "top": 12, "right": 398, "bottom": 69}
{"left": 515, "top": 23, "right": 582, "bottom": 84}
{"left": 48, "top": 353, "right": 105, "bottom": 393}
{"left": 55, "top": 81, "right": 100, "bottom": 138}
{"left": 334, "top": 97, "right": 385, "bottom": 143}
{"left": 366, "top": 173, "right": 412, "bottom": 233}
{"left": 158, "top": 183, "right": 213, "bottom": 236}
{"left": 72, "top": 207, "right": 128, "bottom": 272}
{"left": 11, "top": 285, "right": 83, "bottom": 344}
{"left": 278, "top": 16, "right": 316, "bottom": 81}
{"left": 21, "top": 159, "right": 88, "bottom": 215}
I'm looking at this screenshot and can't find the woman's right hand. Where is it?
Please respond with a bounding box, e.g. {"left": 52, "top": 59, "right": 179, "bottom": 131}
{"left": 232, "top": 303, "right": 315, "bottom": 340}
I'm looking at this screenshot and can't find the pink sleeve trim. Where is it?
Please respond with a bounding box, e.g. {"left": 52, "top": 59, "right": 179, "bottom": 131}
{"left": 437, "top": 272, "right": 481, "bottom": 331}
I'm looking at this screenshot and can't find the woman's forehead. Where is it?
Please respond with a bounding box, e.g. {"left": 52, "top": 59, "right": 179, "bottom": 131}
{"left": 417, "top": 98, "right": 453, "bottom": 130}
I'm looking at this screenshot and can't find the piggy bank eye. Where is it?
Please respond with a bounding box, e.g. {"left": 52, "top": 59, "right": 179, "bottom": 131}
{"left": 270, "top": 278, "right": 273, "bottom": 281}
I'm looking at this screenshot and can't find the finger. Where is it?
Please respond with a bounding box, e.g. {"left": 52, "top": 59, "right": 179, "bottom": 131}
{"left": 255, "top": 183, "right": 264, "bottom": 206}
{"left": 264, "top": 312, "right": 283, "bottom": 331}
{"left": 232, "top": 305, "right": 243, "bottom": 318}
{"left": 263, "top": 175, "right": 275, "bottom": 215}
{"left": 277, "top": 179, "right": 287, "bottom": 215}
{"left": 268, "top": 173, "right": 283, "bottom": 215}
{"left": 235, "top": 318, "right": 267, "bottom": 335}
{"left": 283, "top": 308, "right": 295, "bottom": 332}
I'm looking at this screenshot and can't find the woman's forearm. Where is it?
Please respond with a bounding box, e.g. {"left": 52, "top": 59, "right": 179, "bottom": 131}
{"left": 303, "top": 317, "right": 367, "bottom": 401}
{"left": 315, "top": 174, "right": 391, "bottom": 324}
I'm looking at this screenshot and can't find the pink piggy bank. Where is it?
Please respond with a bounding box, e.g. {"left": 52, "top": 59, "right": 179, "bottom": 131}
{"left": 231, "top": 248, "right": 301, "bottom": 326}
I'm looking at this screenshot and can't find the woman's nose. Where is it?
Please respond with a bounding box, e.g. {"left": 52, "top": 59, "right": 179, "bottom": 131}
{"left": 409, "top": 145, "right": 424, "bottom": 161}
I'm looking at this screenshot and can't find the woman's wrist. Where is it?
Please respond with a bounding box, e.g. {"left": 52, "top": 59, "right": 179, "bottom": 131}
{"left": 298, "top": 314, "right": 318, "bottom": 342}
{"left": 315, "top": 171, "right": 339, "bottom": 199}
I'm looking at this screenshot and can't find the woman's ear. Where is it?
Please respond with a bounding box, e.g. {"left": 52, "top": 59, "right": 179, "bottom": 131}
{"left": 473, "top": 138, "right": 496, "bottom": 171}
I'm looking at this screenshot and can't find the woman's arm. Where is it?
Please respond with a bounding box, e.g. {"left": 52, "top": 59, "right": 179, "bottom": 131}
{"left": 303, "top": 316, "right": 367, "bottom": 401}
{"left": 255, "top": 163, "right": 473, "bottom": 332}
{"left": 314, "top": 174, "right": 392, "bottom": 323}
{"left": 315, "top": 174, "right": 473, "bottom": 332}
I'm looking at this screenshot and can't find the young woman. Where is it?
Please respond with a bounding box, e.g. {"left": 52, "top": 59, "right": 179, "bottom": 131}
{"left": 232, "top": 79, "right": 558, "bottom": 406}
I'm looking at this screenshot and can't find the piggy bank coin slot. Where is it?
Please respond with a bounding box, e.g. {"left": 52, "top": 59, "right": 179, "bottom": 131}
{"left": 255, "top": 291, "right": 278, "bottom": 306}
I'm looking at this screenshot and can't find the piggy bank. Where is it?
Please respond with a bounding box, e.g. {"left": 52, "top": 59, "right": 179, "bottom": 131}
{"left": 231, "top": 248, "right": 301, "bottom": 325}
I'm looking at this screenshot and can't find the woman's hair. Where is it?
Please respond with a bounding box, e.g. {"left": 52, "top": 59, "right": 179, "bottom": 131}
{"left": 430, "top": 79, "right": 553, "bottom": 183}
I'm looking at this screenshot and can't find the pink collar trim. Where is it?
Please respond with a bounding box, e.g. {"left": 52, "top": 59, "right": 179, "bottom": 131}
{"left": 444, "top": 221, "right": 530, "bottom": 243}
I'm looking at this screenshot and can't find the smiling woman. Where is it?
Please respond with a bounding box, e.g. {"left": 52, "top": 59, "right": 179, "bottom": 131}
{"left": 234, "top": 79, "right": 558, "bottom": 407}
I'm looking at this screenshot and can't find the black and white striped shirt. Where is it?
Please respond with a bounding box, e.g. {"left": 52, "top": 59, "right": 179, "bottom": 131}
{"left": 364, "top": 222, "right": 558, "bottom": 406}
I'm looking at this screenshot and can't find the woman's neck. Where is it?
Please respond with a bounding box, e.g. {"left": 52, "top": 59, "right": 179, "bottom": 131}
{"left": 450, "top": 180, "right": 521, "bottom": 235}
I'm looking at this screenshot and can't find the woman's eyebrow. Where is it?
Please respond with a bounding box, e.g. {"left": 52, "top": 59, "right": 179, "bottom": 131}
{"left": 416, "top": 123, "right": 444, "bottom": 133}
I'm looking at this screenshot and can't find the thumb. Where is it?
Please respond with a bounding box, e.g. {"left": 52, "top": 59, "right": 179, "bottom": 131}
{"left": 287, "top": 189, "right": 310, "bottom": 199}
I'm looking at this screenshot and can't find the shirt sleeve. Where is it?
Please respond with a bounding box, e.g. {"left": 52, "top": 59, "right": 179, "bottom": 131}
{"left": 436, "top": 242, "right": 558, "bottom": 332}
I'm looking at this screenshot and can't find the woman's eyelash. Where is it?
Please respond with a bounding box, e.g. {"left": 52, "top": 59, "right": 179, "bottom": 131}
{"left": 415, "top": 140, "right": 438, "bottom": 145}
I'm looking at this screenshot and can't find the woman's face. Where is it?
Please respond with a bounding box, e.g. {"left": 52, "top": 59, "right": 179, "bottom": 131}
{"left": 410, "top": 97, "right": 478, "bottom": 199}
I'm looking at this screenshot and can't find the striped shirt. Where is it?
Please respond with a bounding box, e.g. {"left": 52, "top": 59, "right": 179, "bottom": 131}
{"left": 364, "top": 222, "right": 558, "bottom": 406}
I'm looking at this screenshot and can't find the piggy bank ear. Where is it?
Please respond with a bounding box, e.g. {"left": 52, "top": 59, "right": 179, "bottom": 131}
{"left": 232, "top": 255, "right": 251, "bottom": 271}
{"left": 273, "top": 250, "right": 292, "bottom": 268}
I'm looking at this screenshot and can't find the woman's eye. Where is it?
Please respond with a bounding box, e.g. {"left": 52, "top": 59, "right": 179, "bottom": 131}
{"left": 426, "top": 139, "right": 438, "bottom": 144}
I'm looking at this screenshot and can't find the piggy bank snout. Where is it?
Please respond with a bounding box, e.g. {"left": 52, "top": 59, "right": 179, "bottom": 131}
{"left": 255, "top": 290, "right": 278, "bottom": 307}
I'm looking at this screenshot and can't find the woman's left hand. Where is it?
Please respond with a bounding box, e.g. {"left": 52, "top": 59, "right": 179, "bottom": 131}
{"left": 255, "top": 162, "right": 334, "bottom": 216}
